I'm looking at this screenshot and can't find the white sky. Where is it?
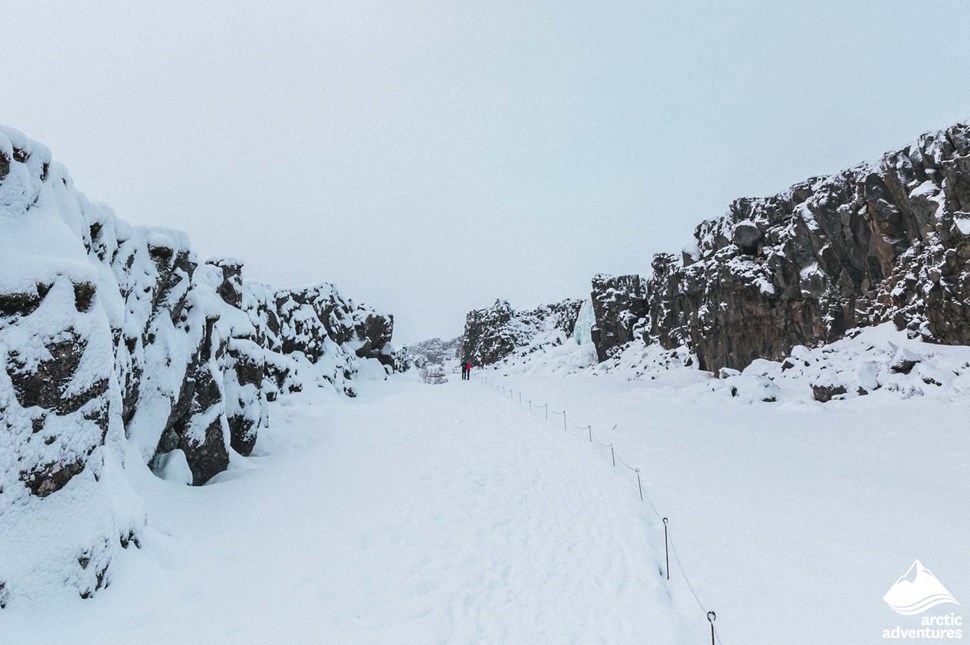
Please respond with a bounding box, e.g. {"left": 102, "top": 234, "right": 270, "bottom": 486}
{"left": 3, "top": 1, "right": 969, "bottom": 344}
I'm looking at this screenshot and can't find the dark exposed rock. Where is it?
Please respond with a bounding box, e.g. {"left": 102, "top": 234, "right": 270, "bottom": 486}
{"left": 732, "top": 220, "right": 763, "bottom": 254}
{"left": 0, "top": 291, "right": 42, "bottom": 318}
{"left": 179, "top": 417, "right": 230, "bottom": 487}
{"left": 355, "top": 312, "right": 395, "bottom": 366}
{"left": 73, "top": 282, "right": 97, "bottom": 312}
{"left": 812, "top": 384, "right": 847, "bottom": 402}
{"left": 226, "top": 339, "right": 265, "bottom": 456}
{"left": 7, "top": 333, "right": 110, "bottom": 419}
{"left": 21, "top": 457, "right": 88, "bottom": 497}
{"left": 210, "top": 258, "right": 244, "bottom": 309}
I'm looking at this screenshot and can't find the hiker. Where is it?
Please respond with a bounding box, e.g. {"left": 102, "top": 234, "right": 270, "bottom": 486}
{"left": 465, "top": 361, "right": 472, "bottom": 380}
{"left": 460, "top": 360, "right": 468, "bottom": 380}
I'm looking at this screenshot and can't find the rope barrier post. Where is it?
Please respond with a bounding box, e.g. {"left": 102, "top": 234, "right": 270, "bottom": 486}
{"left": 587, "top": 425, "right": 592, "bottom": 443}
{"left": 610, "top": 443, "right": 615, "bottom": 467}
{"left": 518, "top": 391, "right": 522, "bottom": 405}
{"left": 636, "top": 468, "right": 643, "bottom": 501}
{"left": 562, "top": 411, "right": 567, "bottom": 432}
{"left": 707, "top": 611, "right": 716, "bottom": 645}
{"left": 663, "top": 517, "right": 670, "bottom": 581}
{"left": 544, "top": 404, "right": 548, "bottom": 421}
{"left": 528, "top": 400, "right": 532, "bottom": 413}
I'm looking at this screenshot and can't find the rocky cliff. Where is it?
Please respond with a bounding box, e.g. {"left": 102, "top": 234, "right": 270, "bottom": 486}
{"left": 0, "top": 125, "right": 394, "bottom": 603}
{"left": 589, "top": 121, "right": 970, "bottom": 371}
{"left": 462, "top": 299, "right": 583, "bottom": 367}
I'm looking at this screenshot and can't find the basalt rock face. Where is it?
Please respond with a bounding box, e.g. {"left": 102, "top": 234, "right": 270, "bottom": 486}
{"left": 462, "top": 299, "right": 583, "bottom": 366}
{"left": 592, "top": 121, "right": 970, "bottom": 371}
{"left": 0, "top": 125, "right": 395, "bottom": 603}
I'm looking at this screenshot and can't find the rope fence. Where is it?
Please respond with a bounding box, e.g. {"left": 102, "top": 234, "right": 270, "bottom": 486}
{"left": 473, "top": 371, "right": 723, "bottom": 645}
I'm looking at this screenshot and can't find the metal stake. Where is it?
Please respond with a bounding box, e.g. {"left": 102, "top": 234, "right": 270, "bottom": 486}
{"left": 663, "top": 517, "right": 670, "bottom": 580}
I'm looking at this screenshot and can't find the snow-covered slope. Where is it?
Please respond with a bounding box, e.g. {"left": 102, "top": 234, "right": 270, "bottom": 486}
{"left": 0, "top": 125, "right": 395, "bottom": 604}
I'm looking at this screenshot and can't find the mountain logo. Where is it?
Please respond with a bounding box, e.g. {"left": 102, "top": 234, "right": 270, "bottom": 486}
{"left": 883, "top": 560, "right": 961, "bottom": 616}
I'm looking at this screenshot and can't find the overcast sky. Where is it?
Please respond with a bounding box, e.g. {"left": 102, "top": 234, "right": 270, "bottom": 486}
{"left": 3, "top": 1, "right": 970, "bottom": 344}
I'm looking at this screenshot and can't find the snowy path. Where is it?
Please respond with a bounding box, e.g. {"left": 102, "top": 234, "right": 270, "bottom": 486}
{"left": 2, "top": 375, "right": 693, "bottom": 643}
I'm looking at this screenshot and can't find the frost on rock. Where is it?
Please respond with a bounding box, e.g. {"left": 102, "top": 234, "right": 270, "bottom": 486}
{"left": 0, "top": 125, "right": 396, "bottom": 604}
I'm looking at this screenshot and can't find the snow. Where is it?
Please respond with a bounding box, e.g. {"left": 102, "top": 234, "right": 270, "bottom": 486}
{"left": 955, "top": 214, "right": 970, "bottom": 236}
{"left": 719, "top": 324, "right": 970, "bottom": 403}
{"left": 1, "top": 330, "right": 968, "bottom": 642}
{"left": 0, "top": 376, "right": 694, "bottom": 643}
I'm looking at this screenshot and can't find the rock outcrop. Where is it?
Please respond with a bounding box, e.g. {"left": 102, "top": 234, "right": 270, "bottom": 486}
{"left": 589, "top": 274, "right": 649, "bottom": 362}
{"left": 462, "top": 299, "right": 583, "bottom": 367}
{"left": 593, "top": 121, "right": 970, "bottom": 371}
{"left": 0, "top": 125, "right": 395, "bottom": 603}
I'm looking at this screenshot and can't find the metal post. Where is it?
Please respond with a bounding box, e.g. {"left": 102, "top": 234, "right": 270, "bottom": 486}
{"left": 587, "top": 425, "right": 592, "bottom": 443}
{"left": 518, "top": 392, "right": 522, "bottom": 405}
{"left": 544, "top": 405, "right": 548, "bottom": 421}
{"left": 707, "top": 611, "right": 716, "bottom": 645}
{"left": 663, "top": 517, "right": 670, "bottom": 580}
{"left": 529, "top": 400, "right": 532, "bottom": 412}
{"left": 562, "top": 412, "right": 567, "bottom": 432}
{"left": 636, "top": 468, "right": 643, "bottom": 501}
{"left": 610, "top": 443, "right": 615, "bottom": 467}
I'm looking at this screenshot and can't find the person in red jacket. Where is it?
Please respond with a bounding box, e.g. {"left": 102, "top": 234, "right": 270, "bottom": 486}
{"left": 464, "top": 361, "right": 472, "bottom": 380}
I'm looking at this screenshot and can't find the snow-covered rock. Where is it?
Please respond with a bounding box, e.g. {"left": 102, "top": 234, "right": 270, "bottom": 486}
{"left": 0, "top": 125, "right": 395, "bottom": 604}
{"left": 706, "top": 323, "right": 970, "bottom": 403}
{"left": 461, "top": 298, "right": 583, "bottom": 367}
{"left": 403, "top": 336, "right": 462, "bottom": 370}
{"left": 581, "top": 121, "right": 970, "bottom": 372}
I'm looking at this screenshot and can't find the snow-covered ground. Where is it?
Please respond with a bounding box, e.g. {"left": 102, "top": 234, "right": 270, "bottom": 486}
{"left": 2, "top": 363, "right": 967, "bottom": 643}
{"left": 0, "top": 373, "right": 697, "bottom": 644}
{"left": 481, "top": 369, "right": 970, "bottom": 644}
